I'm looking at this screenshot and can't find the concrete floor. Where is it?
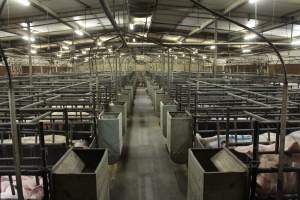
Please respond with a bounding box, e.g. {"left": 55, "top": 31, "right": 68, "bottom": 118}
{"left": 110, "top": 88, "right": 187, "bottom": 200}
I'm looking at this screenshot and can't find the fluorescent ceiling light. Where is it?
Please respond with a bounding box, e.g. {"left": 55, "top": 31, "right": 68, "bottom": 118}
{"left": 192, "top": 58, "right": 195, "bottom": 62}
{"left": 249, "top": 0, "right": 258, "bottom": 4}
{"left": 73, "top": 16, "right": 81, "bottom": 21}
{"left": 203, "top": 55, "right": 207, "bottom": 59}
{"left": 62, "top": 46, "right": 69, "bottom": 50}
{"left": 291, "top": 39, "right": 300, "bottom": 46}
{"left": 20, "top": 22, "right": 28, "bottom": 27}
{"left": 158, "top": 55, "right": 160, "bottom": 58}
{"left": 64, "top": 40, "right": 72, "bottom": 45}
{"left": 244, "top": 34, "right": 257, "bottom": 40}
{"left": 210, "top": 45, "right": 216, "bottom": 50}
{"left": 31, "top": 44, "right": 40, "bottom": 48}
{"left": 74, "top": 56, "right": 78, "bottom": 60}
{"left": 97, "top": 41, "right": 102, "bottom": 46}
{"left": 129, "top": 23, "right": 134, "bottom": 30}
{"left": 74, "top": 30, "right": 84, "bottom": 36}
{"left": 132, "top": 16, "right": 152, "bottom": 28}
{"left": 242, "top": 49, "right": 251, "bottom": 53}
{"left": 22, "top": 35, "right": 35, "bottom": 42}
{"left": 133, "top": 38, "right": 136, "bottom": 43}
{"left": 17, "top": 0, "right": 30, "bottom": 6}
{"left": 82, "top": 50, "right": 87, "bottom": 55}
{"left": 133, "top": 16, "right": 152, "bottom": 24}
{"left": 246, "top": 19, "right": 256, "bottom": 28}
{"left": 30, "top": 49, "right": 37, "bottom": 54}
{"left": 57, "top": 53, "right": 62, "bottom": 57}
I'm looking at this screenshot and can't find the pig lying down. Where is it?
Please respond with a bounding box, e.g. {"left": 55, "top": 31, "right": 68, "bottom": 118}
{"left": 1, "top": 135, "right": 88, "bottom": 147}
{"left": 0, "top": 176, "right": 43, "bottom": 199}
{"left": 235, "top": 131, "right": 300, "bottom": 198}
{"left": 195, "top": 132, "right": 277, "bottom": 149}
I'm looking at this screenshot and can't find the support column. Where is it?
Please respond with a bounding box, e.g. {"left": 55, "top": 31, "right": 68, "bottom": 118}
{"left": 115, "top": 53, "right": 119, "bottom": 92}
{"left": 197, "top": 55, "right": 200, "bottom": 72}
{"left": 188, "top": 54, "right": 191, "bottom": 77}
{"left": 213, "top": 20, "right": 218, "bottom": 76}
{"left": 167, "top": 50, "right": 170, "bottom": 93}
{"left": 27, "top": 20, "right": 33, "bottom": 85}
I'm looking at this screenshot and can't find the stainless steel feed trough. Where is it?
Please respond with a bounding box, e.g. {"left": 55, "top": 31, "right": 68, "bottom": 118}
{"left": 187, "top": 148, "right": 248, "bottom": 200}
{"left": 52, "top": 148, "right": 109, "bottom": 200}
{"left": 98, "top": 112, "right": 123, "bottom": 164}
{"left": 117, "top": 90, "right": 132, "bottom": 115}
{"left": 109, "top": 101, "right": 127, "bottom": 136}
{"left": 160, "top": 100, "right": 177, "bottom": 137}
{"left": 166, "top": 111, "right": 192, "bottom": 163}
{"left": 154, "top": 90, "right": 164, "bottom": 113}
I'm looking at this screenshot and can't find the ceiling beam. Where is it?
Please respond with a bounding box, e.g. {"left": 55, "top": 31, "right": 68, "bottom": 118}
{"left": 230, "top": 13, "right": 300, "bottom": 41}
{"left": 0, "top": 27, "right": 50, "bottom": 43}
{"left": 185, "top": 0, "right": 248, "bottom": 38}
{"left": 73, "top": 0, "right": 91, "bottom": 9}
{"left": 98, "top": 0, "right": 127, "bottom": 46}
{"left": 28, "top": 0, "right": 94, "bottom": 40}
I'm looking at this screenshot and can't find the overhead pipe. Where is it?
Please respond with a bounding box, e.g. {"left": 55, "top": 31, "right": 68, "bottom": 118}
{"left": 0, "top": 0, "right": 6, "bottom": 15}
{"left": 190, "top": 0, "right": 288, "bottom": 199}
{"left": 125, "top": 42, "right": 292, "bottom": 47}
{"left": 98, "top": 0, "right": 127, "bottom": 47}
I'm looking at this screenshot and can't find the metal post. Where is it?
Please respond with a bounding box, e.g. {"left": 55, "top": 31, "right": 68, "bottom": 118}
{"left": 91, "top": 54, "right": 94, "bottom": 74}
{"left": 27, "top": 20, "right": 33, "bottom": 85}
{"left": 225, "top": 107, "right": 230, "bottom": 146}
{"left": 115, "top": 53, "right": 119, "bottom": 92}
{"left": 8, "top": 89, "right": 24, "bottom": 199}
{"left": 189, "top": 54, "right": 192, "bottom": 77}
{"left": 0, "top": 44, "right": 25, "bottom": 199}
{"left": 167, "top": 50, "right": 170, "bottom": 93}
{"left": 250, "top": 121, "right": 259, "bottom": 200}
{"left": 63, "top": 108, "right": 70, "bottom": 146}
{"left": 119, "top": 53, "right": 121, "bottom": 87}
{"left": 39, "top": 122, "right": 49, "bottom": 200}
{"left": 96, "top": 66, "right": 100, "bottom": 112}
{"left": 213, "top": 19, "right": 218, "bottom": 76}
{"left": 277, "top": 84, "right": 288, "bottom": 199}
{"left": 162, "top": 54, "right": 165, "bottom": 89}
{"left": 197, "top": 55, "right": 200, "bottom": 72}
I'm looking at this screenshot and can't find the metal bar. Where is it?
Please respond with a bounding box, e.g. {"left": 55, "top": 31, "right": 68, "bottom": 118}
{"left": 0, "top": 82, "right": 88, "bottom": 106}
{"left": 20, "top": 94, "right": 61, "bottom": 110}
{"left": 227, "top": 92, "right": 272, "bottom": 107}
{"left": 243, "top": 111, "right": 269, "bottom": 122}
{"left": 29, "top": 111, "right": 52, "bottom": 123}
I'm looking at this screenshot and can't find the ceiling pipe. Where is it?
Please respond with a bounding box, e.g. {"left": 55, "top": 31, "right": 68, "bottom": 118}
{"left": 190, "top": 1, "right": 288, "bottom": 199}
{"left": 126, "top": 42, "right": 292, "bottom": 47}
{"left": 98, "top": 0, "right": 127, "bottom": 47}
{"left": 0, "top": 0, "right": 7, "bottom": 14}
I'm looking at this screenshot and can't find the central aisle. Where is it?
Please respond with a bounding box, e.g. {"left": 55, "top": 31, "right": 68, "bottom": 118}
{"left": 110, "top": 88, "right": 187, "bottom": 200}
